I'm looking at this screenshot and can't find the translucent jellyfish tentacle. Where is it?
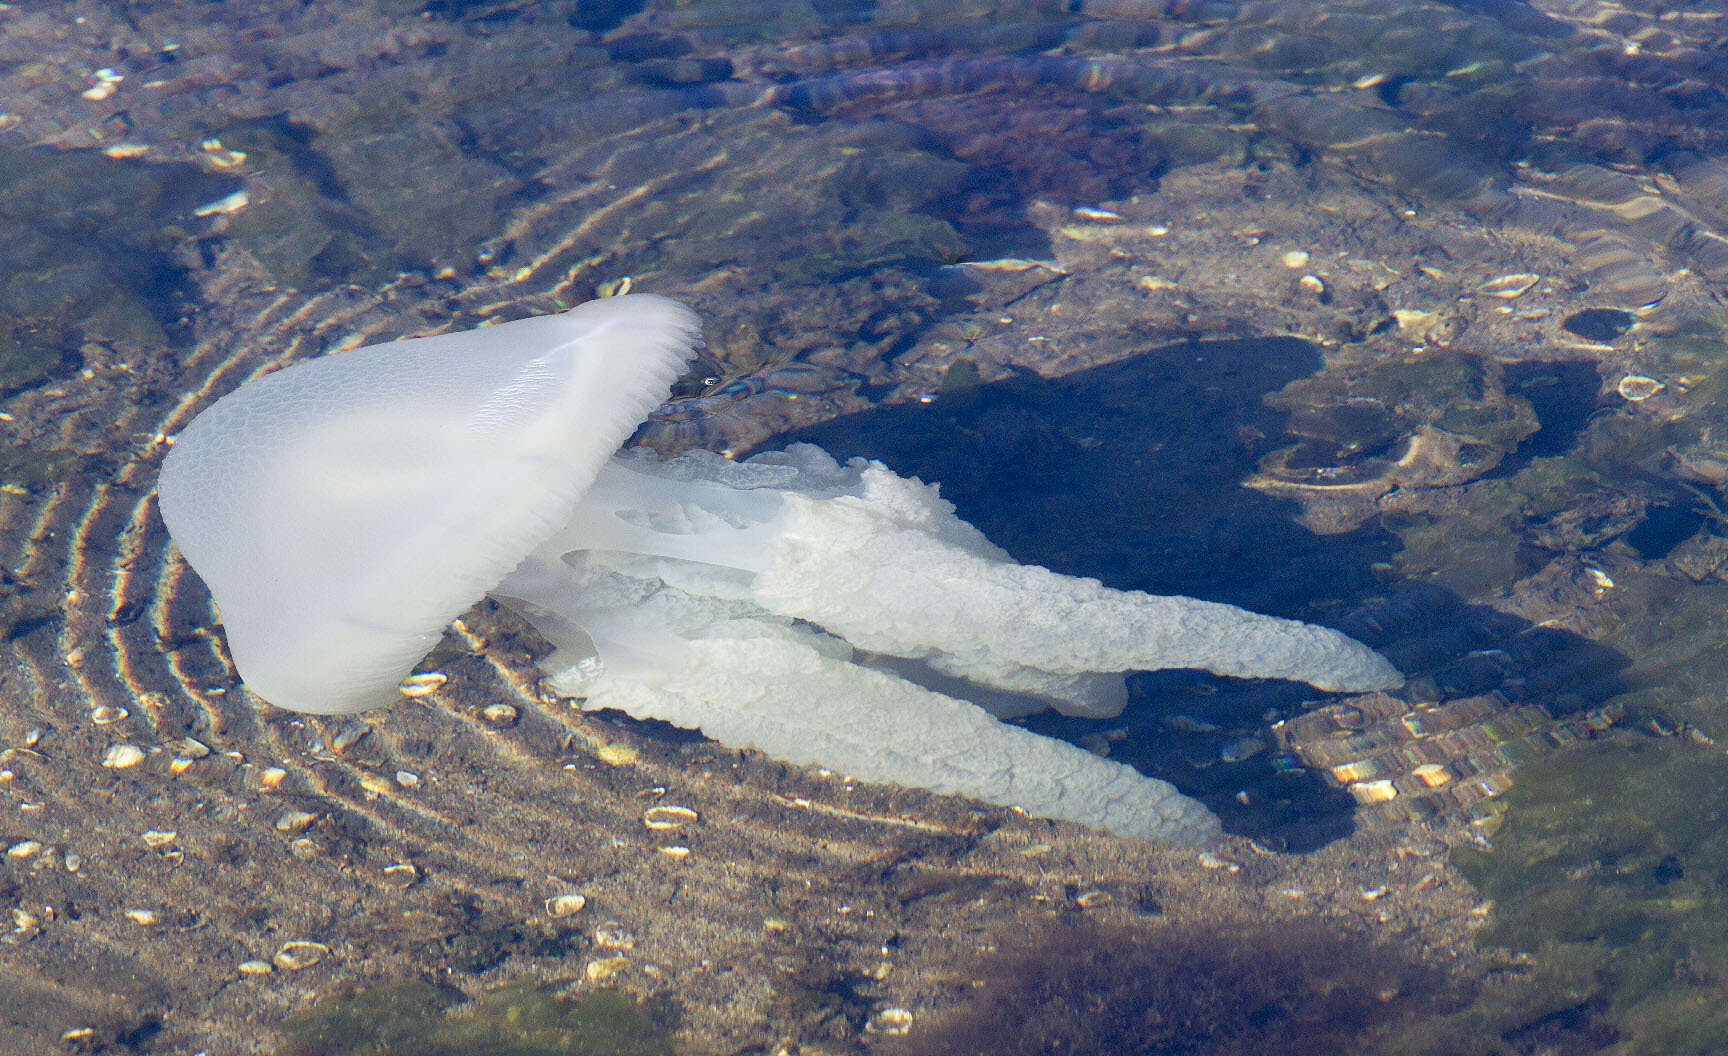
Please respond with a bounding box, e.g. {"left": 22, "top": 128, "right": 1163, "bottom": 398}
{"left": 579, "top": 630, "right": 1224, "bottom": 846}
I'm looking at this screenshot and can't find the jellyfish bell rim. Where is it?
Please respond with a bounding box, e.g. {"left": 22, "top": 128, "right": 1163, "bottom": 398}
{"left": 156, "top": 293, "right": 703, "bottom": 715}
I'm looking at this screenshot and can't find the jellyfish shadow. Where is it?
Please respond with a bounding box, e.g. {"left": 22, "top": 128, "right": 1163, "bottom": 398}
{"left": 768, "top": 335, "right": 1629, "bottom": 851}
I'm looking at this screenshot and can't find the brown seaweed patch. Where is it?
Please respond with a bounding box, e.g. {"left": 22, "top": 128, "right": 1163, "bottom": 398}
{"left": 881, "top": 916, "right": 1463, "bottom": 1056}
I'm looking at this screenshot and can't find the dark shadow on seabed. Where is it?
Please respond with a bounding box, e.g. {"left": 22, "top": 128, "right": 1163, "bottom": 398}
{"left": 765, "top": 334, "right": 1630, "bottom": 851}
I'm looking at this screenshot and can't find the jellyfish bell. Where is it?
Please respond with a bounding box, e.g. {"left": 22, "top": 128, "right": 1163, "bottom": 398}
{"left": 156, "top": 294, "right": 703, "bottom": 715}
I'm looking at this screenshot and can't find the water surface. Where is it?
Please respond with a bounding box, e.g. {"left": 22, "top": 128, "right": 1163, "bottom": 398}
{"left": 3, "top": 0, "right": 1728, "bottom": 1052}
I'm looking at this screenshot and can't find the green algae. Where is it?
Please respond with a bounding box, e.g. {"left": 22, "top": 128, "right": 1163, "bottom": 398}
{"left": 1417, "top": 535, "right": 1728, "bottom": 1052}
{"left": 1358, "top": 319, "right": 1728, "bottom": 595}
{"left": 656, "top": 122, "right": 970, "bottom": 283}
{"left": 0, "top": 146, "right": 233, "bottom": 382}
{"left": 213, "top": 78, "right": 970, "bottom": 321}
{"left": 1272, "top": 352, "right": 1539, "bottom": 457}
{"left": 212, "top": 102, "right": 517, "bottom": 289}
{"left": 0, "top": 320, "right": 67, "bottom": 396}
{"left": 1390, "top": 453, "right": 1627, "bottom": 596}
{"left": 211, "top": 120, "right": 374, "bottom": 290}
{"left": 279, "top": 980, "right": 676, "bottom": 1056}
{"left": 312, "top": 89, "right": 518, "bottom": 278}
{"left": 1277, "top": 311, "right": 1728, "bottom": 1051}
{"left": 0, "top": 444, "right": 78, "bottom": 491}
{"left": 1449, "top": 735, "right": 1728, "bottom": 1055}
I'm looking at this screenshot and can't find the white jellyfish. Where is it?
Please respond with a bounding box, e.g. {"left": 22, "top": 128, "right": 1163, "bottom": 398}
{"left": 157, "top": 294, "right": 1400, "bottom": 846}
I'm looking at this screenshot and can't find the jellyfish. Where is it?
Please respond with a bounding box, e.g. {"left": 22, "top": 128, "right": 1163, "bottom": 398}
{"left": 157, "top": 294, "right": 1400, "bottom": 845}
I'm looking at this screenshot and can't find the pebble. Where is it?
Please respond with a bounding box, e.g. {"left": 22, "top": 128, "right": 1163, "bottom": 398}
{"left": 643, "top": 805, "right": 699, "bottom": 830}
{"left": 397, "top": 672, "right": 447, "bottom": 698}
{"left": 1616, "top": 374, "right": 1663, "bottom": 400}
{"left": 584, "top": 956, "right": 629, "bottom": 984}
{"left": 275, "top": 810, "right": 318, "bottom": 834}
{"left": 101, "top": 744, "right": 145, "bottom": 769}
{"left": 1198, "top": 852, "right": 1241, "bottom": 873}
{"left": 865, "top": 1009, "right": 914, "bottom": 1035}
{"left": 1219, "top": 737, "right": 1265, "bottom": 763}
{"left": 272, "top": 941, "right": 330, "bottom": 971}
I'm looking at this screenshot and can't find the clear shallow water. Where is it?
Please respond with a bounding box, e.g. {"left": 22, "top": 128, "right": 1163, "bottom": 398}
{"left": 5, "top": 0, "right": 1728, "bottom": 1052}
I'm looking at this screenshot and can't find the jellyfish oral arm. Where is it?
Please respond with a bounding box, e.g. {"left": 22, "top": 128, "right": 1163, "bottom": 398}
{"left": 582, "top": 630, "right": 1227, "bottom": 847}
{"left": 751, "top": 453, "right": 1404, "bottom": 698}
{"left": 492, "top": 443, "right": 1402, "bottom": 846}
{"left": 504, "top": 444, "right": 1403, "bottom": 704}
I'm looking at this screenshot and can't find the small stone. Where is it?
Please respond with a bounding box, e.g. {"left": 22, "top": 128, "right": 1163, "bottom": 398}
{"left": 1616, "top": 375, "right": 1663, "bottom": 401}
{"left": 643, "top": 805, "right": 698, "bottom": 830}
{"left": 1477, "top": 273, "right": 1539, "bottom": 298}
{"left": 865, "top": 1008, "right": 914, "bottom": 1035}
{"left": 102, "top": 745, "right": 145, "bottom": 769}
{"left": 272, "top": 941, "right": 330, "bottom": 971}
{"left": 327, "top": 722, "right": 369, "bottom": 753}
{"left": 1219, "top": 737, "right": 1265, "bottom": 763}
{"left": 1412, "top": 763, "right": 1450, "bottom": 787}
{"left": 398, "top": 672, "right": 447, "bottom": 698}
{"left": 1349, "top": 779, "right": 1399, "bottom": 803}
{"left": 1198, "top": 851, "right": 1241, "bottom": 873}
{"left": 584, "top": 956, "right": 629, "bottom": 984}
{"left": 275, "top": 810, "right": 318, "bottom": 834}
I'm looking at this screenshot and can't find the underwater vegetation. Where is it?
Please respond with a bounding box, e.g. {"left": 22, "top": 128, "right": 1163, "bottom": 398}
{"left": 0, "top": 146, "right": 238, "bottom": 395}
{"left": 880, "top": 916, "right": 1461, "bottom": 1056}
{"left": 279, "top": 980, "right": 675, "bottom": 1056}
{"left": 1449, "top": 734, "right": 1728, "bottom": 1056}
{"left": 1429, "top": 503, "right": 1728, "bottom": 1053}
